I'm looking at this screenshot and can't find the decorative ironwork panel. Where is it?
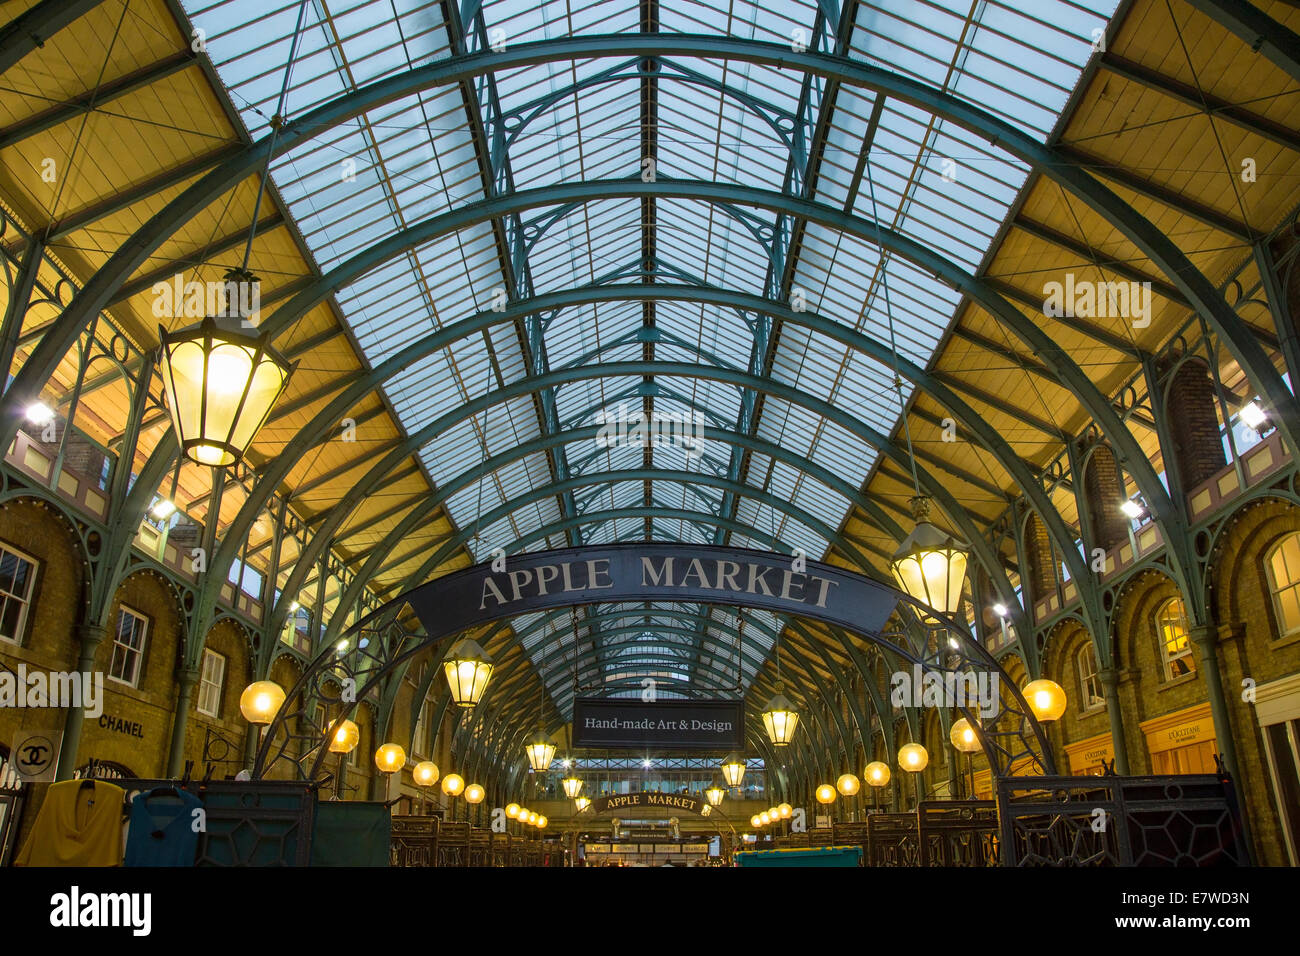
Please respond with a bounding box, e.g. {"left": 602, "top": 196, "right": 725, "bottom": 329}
{"left": 866, "top": 812, "right": 920, "bottom": 866}
{"left": 917, "top": 800, "right": 999, "bottom": 866}
{"left": 390, "top": 815, "right": 439, "bottom": 867}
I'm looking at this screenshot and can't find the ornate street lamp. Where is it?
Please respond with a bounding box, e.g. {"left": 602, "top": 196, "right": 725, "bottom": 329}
{"left": 524, "top": 730, "right": 557, "bottom": 773}
{"left": 864, "top": 759, "right": 891, "bottom": 811}
{"left": 721, "top": 755, "right": 747, "bottom": 788}
{"left": 375, "top": 743, "right": 406, "bottom": 775}
{"left": 574, "top": 796, "right": 591, "bottom": 812}
{"left": 890, "top": 496, "right": 970, "bottom": 620}
{"left": 950, "top": 717, "right": 982, "bottom": 800}
{"left": 760, "top": 684, "right": 800, "bottom": 746}
{"left": 899, "top": 742, "right": 929, "bottom": 811}
{"left": 158, "top": 315, "right": 294, "bottom": 467}
{"left": 442, "top": 637, "right": 493, "bottom": 708}
{"left": 238, "top": 681, "right": 285, "bottom": 725}
{"left": 705, "top": 783, "right": 726, "bottom": 807}
{"left": 562, "top": 775, "right": 584, "bottom": 799}
{"left": 1022, "top": 679, "right": 1068, "bottom": 721}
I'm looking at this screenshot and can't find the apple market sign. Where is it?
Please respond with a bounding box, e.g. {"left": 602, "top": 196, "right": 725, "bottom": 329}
{"left": 401, "top": 543, "right": 899, "bottom": 639}
{"left": 591, "top": 791, "right": 706, "bottom": 815}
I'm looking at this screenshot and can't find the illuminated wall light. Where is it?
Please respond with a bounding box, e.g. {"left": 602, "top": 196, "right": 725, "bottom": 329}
{"left": 1120, "top": 499, "right": 1143, "bottom": 520}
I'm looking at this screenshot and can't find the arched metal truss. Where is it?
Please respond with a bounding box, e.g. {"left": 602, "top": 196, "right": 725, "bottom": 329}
{"left": 3, "top": 0, "right": 1297, "bottom": 795}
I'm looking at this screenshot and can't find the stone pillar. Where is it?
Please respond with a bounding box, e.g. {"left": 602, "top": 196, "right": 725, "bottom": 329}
{"left": 56, "top": 622, "right": 109, "bottom": 780}
{"left": 1098, "top": 666, "right": 1130, "bottom": 775}
{"left": 166, "top": 667, "right": 199, "bottom": 778}
{"left": 1189, "top": 624, "right": 1255, "bottom": 861}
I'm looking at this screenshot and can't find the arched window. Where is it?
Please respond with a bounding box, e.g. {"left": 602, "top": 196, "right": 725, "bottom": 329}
{"left": 1265, "top": 532, "right": 1300, "bottom": 639}
{"left": 1076, "top": 644, "right": 1104, "bottom": 710}
{"left": 1156, "top": 598, "right": 1195, "bottom": 680}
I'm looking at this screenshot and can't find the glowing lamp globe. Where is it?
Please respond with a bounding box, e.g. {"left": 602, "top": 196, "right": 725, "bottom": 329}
{"left": 326, "top": 718, "right": 360, "bottom": 754}
{"left": 837, "top": 773, "right": 860, "bottom": 796}
{"left": 239, "top": 681, "right": 285, "bottom": 725}
{"left": 158, "top": 313, "right": 294, "bottom": 467}
{"left": 899, "top": 743, "right": 929, "bottom": 773}
{"left": 815, "top": 784, "right": 836, "bottom": 804}
{"left": 721, "top": 756, "right": 746, "bottom": 788}
{"left": 759, "top": 811, "right": 771, "bottom": 825}
{"left": 442, "top": 637, "right": 493, "bottom": 708}
{"left": 562, "top": 776, "right": 584, "bottom": 799}
{"left": 413, "top": 761, "right": 440, "bottom": 787}
{"left": 442, "top": 773, "right": 465, "bottom": 796}
{"left": 526, "top": 811, "right": 538, "bottom": 825}
{"left": 375, "top": 743, "right": 406, "bottom": 774}
{"left": 506, "top": 803, "right": 521, "bottom": 819}
{"left": 750, "top": 815, "right": 762, "bottom": 828}
{"left": 1023, "top": 679, "right": 1067, "bottom": 721}
{"left": 760, "top": 685, "right": 800, "bottom": 746}
{"left": 890, "top": 496, "right": 970, "bottom": 619}
{"left": 864, "top": 761, "right": 891, "bottom": 787}
{"left": 778, "top": 803, "right": 792, "bottom": 819}
{"left": 464, "top": 783, "right": 485, "bottom": 804}
{"left": 950, "top": 718, "right": 982, "bottom": 753}
{"left": 536, "top": 815, "right": 548, "bottom": 829}
{"left": 704, "top": 785, "right": 726, "bottom": 807}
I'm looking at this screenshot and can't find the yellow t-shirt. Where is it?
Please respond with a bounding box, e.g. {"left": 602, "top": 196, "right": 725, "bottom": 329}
{"left": 15, "top": 779, "right": 125, "bottom": 867}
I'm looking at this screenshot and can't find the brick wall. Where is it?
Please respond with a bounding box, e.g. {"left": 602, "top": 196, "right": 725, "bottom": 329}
{"left": 1166, "top": 357, "right": 1226, "bottom": 489}
{"left": 1024, "top": 512, "right": 1059, "bottom": 603}
{"left": 1082, "top": 442, "right": 1129, "bottom": 552}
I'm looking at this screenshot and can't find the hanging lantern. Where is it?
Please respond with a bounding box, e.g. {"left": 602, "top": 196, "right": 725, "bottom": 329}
{"left": 837, "top": 773, "right": 860, "bottom": 796}
{"left": 413, "top": 761, "right": 440, "bottom": 787}
{"left": 574, "top": 796, "right": 592, "bottom": 812}
{"left": 898, "top": 743, "right": 929, "bottom": 773}
{"left": 562, "top": 775, "right": 584, "bottom": 799}
{"left": 374, "top": 743, "right": 406, "bottom": 774}
{"left": 700, "top": 803, "right": 712, "bottom": 817}
{"left": 464, "top": 783, "right": 485, "bottom": 804}
{"left": 524, "top": 730, "right": 557, "bottom": 773}
{"left": 815, "top": 784, "right": 836, "bottom": 805}
{"left": 950, "top": 718, "right": 982, "bottom": 753}
{"left": 721, "top": 755, "right": 746, "bottom": 788}
{"left": 864, "top": 760, "right": 891, "bottom": 787}
{"left": 443, "top": 637, "right": 493, "bottom": 708}
{"left": 890, "top": 495, "right": 970, "bottom": 620}
{"left": 158, "top": 312, "right": 294, "bottom": 467}
{"left": 442, "top": 773, "right": 465, "bottom": 796}
{"left": 704, "top": 784, "right": 726, "bottom": 807}
{"left": 238, "top": 681, "right": 286, "bottom": 725}
{"left": 760, "top": 684, "right": 800, "bottom": 746}
{"left": 325, "top": 718, "right": 360, "bottom": 754}
{"left": 1022, "top": 679, "right": 1068, "bottom": 721}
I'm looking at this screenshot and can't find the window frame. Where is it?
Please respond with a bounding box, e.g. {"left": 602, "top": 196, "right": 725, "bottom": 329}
{"left": 1265, "top": 533, "right": 1300, "bottom": 641}
{"left": 1155, "top": 597, "right": 1195, "bottom": 682}
{"left": 0, "top": 541, "right": 39, "bottom": 646}
{"left": 1075, "top": 643, "right": 1105, "bottom": 712}
{"left": 108, "top": 605, "right": 149, "bottom": 688}
{"left": 196, "top": 648, "right": 226, "bottom": 718}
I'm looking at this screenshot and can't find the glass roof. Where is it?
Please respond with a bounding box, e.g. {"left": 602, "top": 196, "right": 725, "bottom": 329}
{"left": 183, "top": 0, "right": 1118, "bottom": 716}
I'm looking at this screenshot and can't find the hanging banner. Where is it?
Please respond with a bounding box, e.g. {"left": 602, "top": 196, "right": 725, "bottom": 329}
{"left": 573, "top": 698, "right": 744, "bottom": 750}
{"left": 591, "top": 791, "right": 706, "bottom": 815}
{"left": 395, "top": 542, "right": 901, "bottom": 643}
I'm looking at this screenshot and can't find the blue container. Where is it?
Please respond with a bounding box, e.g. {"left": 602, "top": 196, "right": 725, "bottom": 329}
{"left": 734, "top": 845, "right": 862, "bottom": 867}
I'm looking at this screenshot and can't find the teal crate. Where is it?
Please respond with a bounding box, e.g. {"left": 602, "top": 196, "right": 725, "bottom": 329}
{"left": 734, "top": 845, "right": 862, "bottom": 867}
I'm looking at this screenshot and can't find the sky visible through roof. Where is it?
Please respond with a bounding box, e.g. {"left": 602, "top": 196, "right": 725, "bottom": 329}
{"left": 182, "top": 0, "right": 1118, "bottom": 715}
